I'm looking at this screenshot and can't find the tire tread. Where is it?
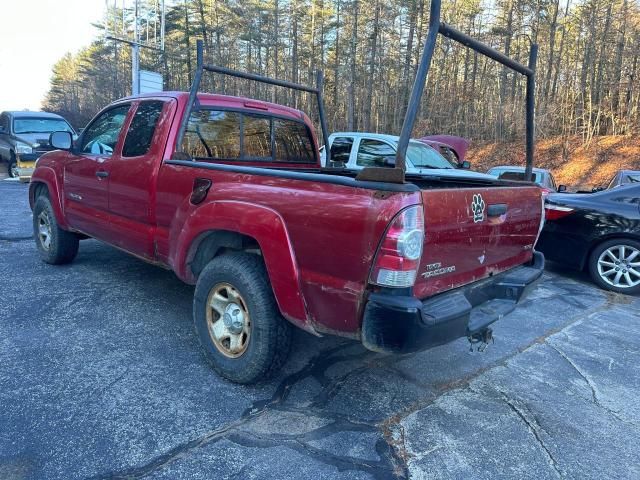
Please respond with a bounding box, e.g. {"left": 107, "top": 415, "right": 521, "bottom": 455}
{"left": 193, "top": 252, "right": 292, "bottom": 383}
{"left": 33, "top": 195, "right": 79, "bottom": 265}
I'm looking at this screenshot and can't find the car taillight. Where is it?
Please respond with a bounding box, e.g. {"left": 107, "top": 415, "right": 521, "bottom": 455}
{"left": 370, "top": 205, "right": 424, "bottom": 288}
{"left": 545, "top": 204, "right": 574, "bottom": 221}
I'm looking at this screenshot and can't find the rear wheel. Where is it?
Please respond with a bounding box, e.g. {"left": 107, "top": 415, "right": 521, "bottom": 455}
{"left": 193, "top": 252, "right": 292, "bottom": 384}
{"left": 588, "top": 238, "right": 640, "bottom": 294}
{"left": 33, "top": 195, "right": 79, "bottom": 264}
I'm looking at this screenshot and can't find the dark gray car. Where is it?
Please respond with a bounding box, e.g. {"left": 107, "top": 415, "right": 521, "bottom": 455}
{"left": 606, "top": 170, "right": 640, "bottom": 189}
{"left": 486, "top": 165, "right": 564, "bottom": 193}
{"left": 0, "top": 111, "right": 76, "bottom": 178}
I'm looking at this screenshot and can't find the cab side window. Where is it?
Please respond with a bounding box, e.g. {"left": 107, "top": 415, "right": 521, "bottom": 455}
{"left": 122, "top": 101, "right": 164, "bottom": 157}
{"left": 81, "top": 105, "right": 131, "bottom": 156}
{"left": 329, "top": 137, "right": 354, "bottom": 163}
{"left": 356, "top": 139, "right": 396, "bottom": 167}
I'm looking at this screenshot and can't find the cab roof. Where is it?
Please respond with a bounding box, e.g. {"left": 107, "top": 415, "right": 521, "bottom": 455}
{"left": 329, "top": 131, "right": 430, "bottom": 146}
{"left": 121, "top": 91, "right": 308, "bottom": 122}
{"left": 488, "top": 165, "right": 550, "bottom": 174}
{"left": 4, "top": 111, "right": 67, "bottom": 119}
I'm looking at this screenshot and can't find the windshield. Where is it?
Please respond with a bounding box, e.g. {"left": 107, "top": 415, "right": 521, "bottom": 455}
{"left": 623, "top": 173, "right": 640, "bottom": 184}
{"left": 406, "top": 142, "right": 453, "bottom": 169}
{"left": 13, "top": 117, "right": 75, "bottom": 135}
{"left": 608, "top": 172, "right": 640, "bottom": 189}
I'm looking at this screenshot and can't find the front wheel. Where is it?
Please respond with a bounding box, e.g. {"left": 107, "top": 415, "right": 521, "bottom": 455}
{"left": 193, "top": 252, "right": 292, "bottom": 384}
{"left": 8, "top": 155, "right": 18, "bottom": 178}
{"left": 33, "top": 195, "right": 79, "bottom": 264}
{"left": 588, "top": 238, "right": 640, "bottom": 294}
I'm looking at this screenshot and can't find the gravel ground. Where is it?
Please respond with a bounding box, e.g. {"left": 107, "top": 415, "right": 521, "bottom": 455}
{"left": 1, "top": 180, "right": 638, "bottom": 479}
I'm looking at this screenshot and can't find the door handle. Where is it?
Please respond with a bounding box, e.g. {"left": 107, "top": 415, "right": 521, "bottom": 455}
{"left": 487, "top": 204, "right": 507, "bottom": 217}
{"left": 96, "top": 170, "right": 109, "bottom": 179}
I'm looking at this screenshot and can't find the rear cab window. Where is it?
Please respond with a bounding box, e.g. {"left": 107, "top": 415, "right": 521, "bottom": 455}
{"left": 182, "top": 109, "right": 316, "bottom": 166}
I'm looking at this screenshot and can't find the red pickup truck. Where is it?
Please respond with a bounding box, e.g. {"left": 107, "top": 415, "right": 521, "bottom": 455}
{"left": 29, "top": 90, "right": 544, "bottom": 383}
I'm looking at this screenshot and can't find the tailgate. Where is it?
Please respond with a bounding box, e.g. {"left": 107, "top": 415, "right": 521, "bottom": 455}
{"left": 414, "top": 186, "right": 542, "bottom": 298}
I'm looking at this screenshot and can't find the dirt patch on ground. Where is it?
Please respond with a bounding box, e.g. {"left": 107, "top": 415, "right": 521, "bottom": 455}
{"left": 469, "top": 135, "right": 640, "bottom": 190}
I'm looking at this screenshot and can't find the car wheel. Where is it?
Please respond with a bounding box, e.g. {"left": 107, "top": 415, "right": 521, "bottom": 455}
{"left": 33, "top": 195, "right": 79, "bottom": 264}
{"left": 8, "top": 154, "right": 18, "bottom": 178}
{"left": 193, "top": 252, "right": 292, "bottom": 384}
{"left": 588, "top": 238, "right": 640, "bottom": 294}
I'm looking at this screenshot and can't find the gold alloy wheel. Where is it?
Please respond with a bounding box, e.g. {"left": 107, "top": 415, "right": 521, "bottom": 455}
{"left": 206, "top": 282, "right": 251, "bottom": 358}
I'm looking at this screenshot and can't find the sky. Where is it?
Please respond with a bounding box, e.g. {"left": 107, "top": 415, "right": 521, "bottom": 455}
{"left": 0, "top": 0, "right": 106, "bottom": 111}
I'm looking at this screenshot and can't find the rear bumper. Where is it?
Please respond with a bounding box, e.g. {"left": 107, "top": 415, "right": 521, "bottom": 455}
{"left": 361, "top": 251, "right": 545, "bottom": 353}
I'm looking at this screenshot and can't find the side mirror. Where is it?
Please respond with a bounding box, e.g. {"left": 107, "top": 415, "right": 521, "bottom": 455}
{"left": 0, "top": 126, "right": 6, "bottom": 134}
{"left": 460, "top": 160, "right": 471, "bottom": 169}
{"left": 50, "top": 131, "right": 73, "bottom": 150}
{"left": 557, "top": 185, "right": 567, "bottom": 193}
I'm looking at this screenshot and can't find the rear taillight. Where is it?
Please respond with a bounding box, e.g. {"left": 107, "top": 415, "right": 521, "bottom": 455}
{"left": 544, "top": 204, "right": 574, "bottom": 221}
{"left": 370, "top": 205, "right": 424, "bottom": 288}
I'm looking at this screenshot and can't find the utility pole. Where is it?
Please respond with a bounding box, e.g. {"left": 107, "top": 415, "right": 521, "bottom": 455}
{"left": 132, "top": 0, "right": 140, "bottom": 95}
{"left": 106, "top": 0, "right": 165, "bottom": 96}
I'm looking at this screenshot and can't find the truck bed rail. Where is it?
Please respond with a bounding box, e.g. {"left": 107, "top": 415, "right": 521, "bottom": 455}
{"left": 358, "top": 0, "right": 538, "bottom": 183}
{"left": 174, "top": 41, "right": 331, "bottom": 164}
{"left": 176, "top": 0, "right": 538, "bottom": 184}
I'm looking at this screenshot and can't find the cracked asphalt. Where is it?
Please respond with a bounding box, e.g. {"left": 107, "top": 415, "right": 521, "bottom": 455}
{"left": 1, "top": 180, "right": 639, "bottom": 479}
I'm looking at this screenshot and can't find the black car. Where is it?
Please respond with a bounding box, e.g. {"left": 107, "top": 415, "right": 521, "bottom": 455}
{"left": 537, "top": 184, "right": 640, "bottom": 294}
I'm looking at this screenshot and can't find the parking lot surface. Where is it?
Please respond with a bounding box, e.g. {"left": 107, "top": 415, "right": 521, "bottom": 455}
{"left": 1, "top": 180, "right": 639, "bottom": 479}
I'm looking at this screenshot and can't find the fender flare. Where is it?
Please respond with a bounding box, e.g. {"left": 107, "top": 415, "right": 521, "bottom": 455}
{"left": 171, "top": 200, "right": 312, "bottom": 332}
{"left": 29, "top": 167, "right": 69, "bottom": 229}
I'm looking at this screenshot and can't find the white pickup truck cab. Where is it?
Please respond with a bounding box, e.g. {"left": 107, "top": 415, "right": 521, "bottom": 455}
{"left": 321, "top": 132, "right": 493, "bottom": 180}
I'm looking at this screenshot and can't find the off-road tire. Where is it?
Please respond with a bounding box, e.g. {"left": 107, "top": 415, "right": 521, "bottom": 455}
{"left": 193, "top": 252, "right": 292, "bottom": 384}
{"left": 588, "top": 238, "right": 640, "bottom": 295}
{"left": 33, "top": 195, "right": 79, "bottom": 264}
